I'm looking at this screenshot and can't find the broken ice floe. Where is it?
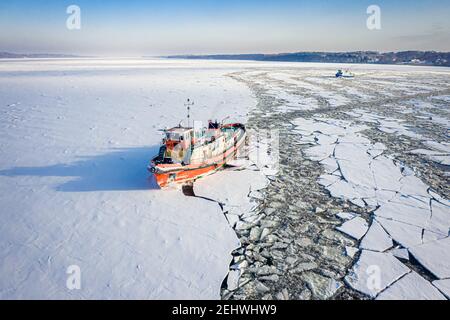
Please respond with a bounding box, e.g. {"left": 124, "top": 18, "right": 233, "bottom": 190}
{"left": 294, "top": 115, "right": 450, "bottom": 299}
{"left": 345, "top": 246, "right": 359, "bottom": 258}
{"left": 408, "top": 237, "right": 450, "bottom": 279}
{"left": 409, "top": 140, "right": 450, "bottom": 166}
{"left": 432, "top": 279, "right": 450, "bottom": 299}
{"left": 295, "top": 117, "right": 450, "bottom": 244}
{"left": 360, "top": 220, "right": 393, "bottom": 252}
{"left": 390, "top": 248, "right": 409, "bottom": 260}
{"left": 194, "top": 130, "right": 280, "bottom": 294}
{"left": 226, "top": 67, "right": 449, "bottom": 300}
{"left": 195, "top": 170, "right": 269, "bottom": 223}
{"left": 336, "top": 212, "right": 357, "bottom": 220}
{"left": 345, "top": 250, "right": 410, "bottom": 298}
{"left": 226, "top": 269, "right": 241, "bottom": 291}
{"left": 301, "top": 271, "right": 343, "bottom": 300}
{"left": 336, "top": 217, "right": 369, "bottom": 240}
{"left": 377, "top": 271, "right": 446, "bottom": 300}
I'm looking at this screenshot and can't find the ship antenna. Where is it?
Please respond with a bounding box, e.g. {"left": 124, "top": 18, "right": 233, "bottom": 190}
{"left": 185, "top": 98, "right": 194, "bottom": 127}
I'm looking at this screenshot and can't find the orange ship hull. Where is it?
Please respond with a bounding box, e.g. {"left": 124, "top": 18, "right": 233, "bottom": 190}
{"left": 154, "top": 162, "right": 224, "bottom": 188}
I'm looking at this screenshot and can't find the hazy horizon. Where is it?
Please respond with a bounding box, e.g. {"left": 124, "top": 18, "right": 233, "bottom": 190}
{"left": 1, "top": 0, "right": 450, "bottom": 56}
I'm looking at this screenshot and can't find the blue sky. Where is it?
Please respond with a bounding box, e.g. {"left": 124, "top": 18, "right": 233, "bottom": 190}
{"left": 1, "top": 0, "right": 449, "bottom": 55}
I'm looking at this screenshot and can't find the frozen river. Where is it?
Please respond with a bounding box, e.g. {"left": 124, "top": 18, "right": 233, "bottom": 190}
{"left": 0, "top": 58, "right": 449, "bottom": 299}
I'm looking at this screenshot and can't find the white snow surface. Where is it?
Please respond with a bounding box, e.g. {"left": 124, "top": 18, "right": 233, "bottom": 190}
{"left": 0, "top": 58, "right": 261, "bottom": 299}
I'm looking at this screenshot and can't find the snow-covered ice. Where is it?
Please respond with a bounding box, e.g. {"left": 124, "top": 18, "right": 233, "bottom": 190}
{"left": 336, "top": 217, "right": 369, "bottom": 240}
{"left": 194, "top": 169, "right": 269, "bottom": 222}
{"left": 390, "top": 248, "right": 409, "bottom": 260}
{"left": 360, "top": 220, "right": 393, "bottom": 252}
{"left": 377, "top": 272, "right": 446, "bottom": 300}
{"left": 0, "top": 58, "right": 259, "bottom": 299}
{"left": 408, "top": 237, "right": 450, "bottom": 279}
{"left": 336, "top": 212, "right": 357, "bottom": 220}
{"left": 3, "top": 59, "right": 448, "bottom": 300}
{"left": 345, "top": 250, "right": 410, "bottom": 298}
{"left": 250, "top": 65, "right": 450, "bottom": 300}
{"left": 433, "top": 279, "right": 450, "bottom": 299}
{"left": 345, "top": 247, "right": 359, "bottom": 258}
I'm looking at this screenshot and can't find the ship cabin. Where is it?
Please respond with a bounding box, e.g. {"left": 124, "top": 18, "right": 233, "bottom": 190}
{"left": 153, "top": 124, "right": 222, "bottom": 166}
{"left": 164, "top": 126, "right": 194, "bottom": 150}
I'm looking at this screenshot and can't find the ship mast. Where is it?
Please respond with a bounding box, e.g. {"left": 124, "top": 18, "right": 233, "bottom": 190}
{"left": 185, "top": 98, "right": 194, "bottom": 128}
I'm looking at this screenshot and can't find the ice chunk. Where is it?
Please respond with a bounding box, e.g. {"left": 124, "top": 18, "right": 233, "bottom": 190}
{"left": 318, "top": 174, "right": 341, "bottom": 187}
{"left": 424, "top": 141, "right": 450, "bottom": 153}
{"left": 360, "top": 220, "right": 393, "bottom": 252}
{"left": 336, "top": 217, "right": 369, "bottom": 240}
{"left": 377, "top": 271, "right": 446, "bottom": 300}
{"left": 304, "top": 143, "right": 336, "bottom": 161}
{"left": 345, "top": 246, "right": 359, "bottom": 258}
{"left": 367, "top": 142, "right": 386, "bottom": 158}
{"left": 426, "top": 200, "right": 450, "bottom": 236}
{"left": 345, "top": 250, "right": 410, "bottom": 298}
{"left": 409, "top": 237, "right": 450, "bottom": 279}
{"left": 195, "top": 169, "right": 268, "bottom": 216}
{"left": 320, "top": 157, "right": 339, "bottom": 173}
{"left": 422, "top": 230, "right": 447, "bottom": 243}
{"left": 227, "top": 270, "right": 241, "bottom": 291}
{"left": 376, "top": 217, "right": 424, "bottom": 248}
{"left": 327, "top": 180, "right": 375, "bottom": 206}
{"left": 399, "top": 174, "right": 433, "bottom": 198}
{"left": 375, "top": 201, "right": 430, "bottom": 237}
{"left": 391, "top": 248, "right": 409, "bottom": 260}
{"left": 301, "top": 272, "right": 342, "bottom": 300}
{"left": 371, "top": 157, "right": 403, "bottom": 191}
{"left": 432, "top": 279, "right": 450, "bottom": 299}
{"left": 336, "top": 212, "right": 357, "bottom": 220}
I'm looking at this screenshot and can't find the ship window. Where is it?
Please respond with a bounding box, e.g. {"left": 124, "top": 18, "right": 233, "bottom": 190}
{"left": 166, "top": 132, "right": 181, "bottom": 140}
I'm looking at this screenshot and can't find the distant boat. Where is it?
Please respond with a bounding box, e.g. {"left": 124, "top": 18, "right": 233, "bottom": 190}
{"left": 148, "top": 119, "right": 246, "bottom": 188}
{"left": 336, "top": 69, "right": 355, "bottom": 78}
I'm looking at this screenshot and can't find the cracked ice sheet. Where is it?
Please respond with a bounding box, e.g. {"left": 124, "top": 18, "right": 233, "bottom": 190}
{"left": 266, "top": 89, "right": 319, "bottom": 112}
{"left": 375, "top": 194, "right": 450, "bottom": 238}
{"left": 433, "top": 279, "right": 450, "bottom": 299}
{"left": 409, "top": 141, "right": 450, "bottom": 166}
{"left": 345, "top": 250, "right": 410, "bottom": 298}
{"left": 376, "top": 217, "right": 425, "bottom": 248}
{"left": 377, "top": 271, "right": 446, "bottom": 300}
{"left": 194, "top": 169, "right": 269, "bottom": 218}
{"left": 246, "top": 130, "right": 280, "bottom": 177}
{"left": 360, "top": 220, "right": 393, "bottom": 252}
{"left": 408, "top": 237, "right": 450, "bottom": 279}
{"left": 289, "top": 81, "right": 350, "bottom": 107}
{"left": 295, "top": 117, "right": 450, "bottom": 242}
{"left": 349, "top": 109, "right": 426, "bottom": 141}
{"left": 377, "top": 119, "right": 424, "bottom": 140}
{"left": 294, "top": 115, "right": 450, "bottom": 298}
